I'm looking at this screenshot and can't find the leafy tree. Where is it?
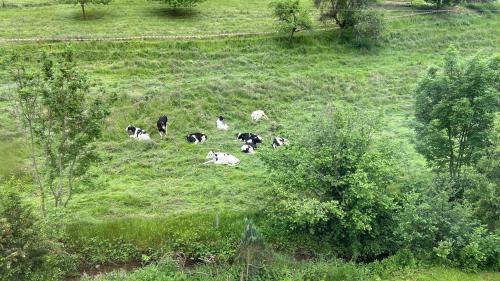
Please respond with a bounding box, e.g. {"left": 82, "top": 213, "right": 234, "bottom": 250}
{"left": 10, "top": 48, "right": 111, "bottom": 212}
{"left": 61, "top": 0, "right": 112, "bottom": 20}
{"left": 151, "top": 0, "right": 206, "bottom": 11}
{"left": 270, "top": 0, "right": 312, "bottom": 41}
{"left": 414, "top": 48, "right": 499, "bottom": 182}
{"left": 260, "top": 107, "right": 406, "bottom": 260}
{"left": 314, "top": 0, "right": 375, "bottom": 29}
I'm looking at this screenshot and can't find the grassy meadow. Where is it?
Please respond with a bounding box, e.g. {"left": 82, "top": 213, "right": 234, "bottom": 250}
{"left": 0, "top": 0, "right": 499, "bottom": 279}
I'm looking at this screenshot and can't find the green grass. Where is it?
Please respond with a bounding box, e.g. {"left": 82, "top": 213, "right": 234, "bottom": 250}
{"left": 390, "top": 267, "right": 500, "bottom": 281}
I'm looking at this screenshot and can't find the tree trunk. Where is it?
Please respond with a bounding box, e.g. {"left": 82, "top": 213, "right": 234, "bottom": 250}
{"left": 81, "top": 2, "right": 86, "bottom": 19}
{"left": 28, "top": 121, "right": 47, "bottom": 216}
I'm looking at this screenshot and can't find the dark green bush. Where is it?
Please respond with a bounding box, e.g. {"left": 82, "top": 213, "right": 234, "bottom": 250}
{"left": 0, "top": 186, "right": 75, "bottom": 281}
{"left": 349, "top": 9, "right": 385, "bottom": 48}
{"left": 260, "top": 107, "right": 406, "bottom": 260}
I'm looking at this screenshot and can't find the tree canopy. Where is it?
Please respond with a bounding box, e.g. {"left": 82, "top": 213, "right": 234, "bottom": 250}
{"left": 414, "top": 48, "right": 499, "bottom": 182}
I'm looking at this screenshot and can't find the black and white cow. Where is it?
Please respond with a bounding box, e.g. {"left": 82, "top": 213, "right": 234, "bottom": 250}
{"left": 216, "top": 116, "right": 229, "bottom": 130}
{"left": 241, "top": 142, "right": 256, "bottom": 154}
{"left": 157, "top": 115, "right": 168, "bottom": 138}
{"left": 203, "top": 151, "right": 240, "bottom": 165}
{"left": 126, "top": 125, "right": 151, "bottom": 140}
{"left": 186, "top": 133, "right": 207, "bottom": 144}
{"left": 272, "top": 137, "right": 290, "bottom": 148}
{"left": 236, "top": 133, "right": 263, "bottom": 144}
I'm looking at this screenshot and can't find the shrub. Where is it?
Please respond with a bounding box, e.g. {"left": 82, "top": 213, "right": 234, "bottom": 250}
{"left": 349, "top": 9, "right": 385, "bottom": 48}
{"left": 152, "top": 0, "right": 206, "bottom": 11}
{"left": 0, "top": 185, "right": 74, "bottom": 280}
{"left": 396, "top": 178, "right": 499, "bottom": 271}
{"left": 260, "top": 106, "right": 406, "bottom": 260}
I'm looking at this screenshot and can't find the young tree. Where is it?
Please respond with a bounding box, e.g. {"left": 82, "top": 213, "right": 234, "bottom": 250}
{"left": 62, "top": 0, "right": 112, "bottom": 19}
{"left": 314, "top": 0, "right": 375, "bottom": 29}
{"left": 237, "top": 219, "right": 267, "bottom": 280}
{"left": 270, "top": 0, "right": 312, "bottom": 41}
{"left": 414, "top": 48, "right": 499, "bottom": 182}
{"left": 10, "top": 48, "right": 111, "bottom": 212}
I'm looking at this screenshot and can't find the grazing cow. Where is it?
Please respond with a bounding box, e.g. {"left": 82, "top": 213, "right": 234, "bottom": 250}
{"left": 157, "top": 115, "right": 168, "bottom": 138}
{"left": 216, "top": 116, "right": 229, "bottom": 130}
{"left": 204, "top": 151, "right": 240, "bottom": 165}
{"left": 126, "top": 125, "right": 151, "bottom": 140}
{"left": 186, "top": 133, "right": 207, "bottom": 144}
{"left": 251, "top": 110, "right": 268, "bottom": 122}
{"left": 241, "top": 143, "right": 256, "bottom": 154}
{"left": 236, "top": 133, "right": 263, "bottom": 144}
{"left": 272, "top": 137, "right": 290, "bottom": 148}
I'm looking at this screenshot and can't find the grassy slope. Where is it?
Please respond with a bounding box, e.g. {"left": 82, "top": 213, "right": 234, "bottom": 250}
{"left": 0, "top": 9, "right": 499, "bottom": 222}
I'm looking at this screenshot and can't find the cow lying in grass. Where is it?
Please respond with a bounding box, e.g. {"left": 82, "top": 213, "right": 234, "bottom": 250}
{"left": 216, "top": 116, "right": 229, "bottom": 130}
{"left": 186, "top": 133, "right": 207, "bottom": 144}
{"left": 251, "top": 110, "right": 268, "bottom": 122}
{"left": 272, "top": 137, "right": 289, "bottom": 148}
{"left": 126, "top": 125, "right": 151, "bottom": 140}
{"left": 241, "top": 143, "right": 256, "bottom": 154}
{"left": 157, "top": 115, "right": 168, "bottom": 138}
{"left": 203, "top": 151, "right": 240, "bottom": 165}
{"left": 236, "top": 133, "right": 263, "bottom": 144}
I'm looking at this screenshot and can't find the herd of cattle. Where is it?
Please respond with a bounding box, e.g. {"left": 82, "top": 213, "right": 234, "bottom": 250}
{"left": 125, "top": 110, "right": 289, "bottom": 165}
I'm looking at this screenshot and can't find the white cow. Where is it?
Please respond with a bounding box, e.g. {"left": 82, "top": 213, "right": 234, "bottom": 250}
{"left": 216, "top": 116, "right": 229, "bottom": 130}
{"left": 251, "top": 110, "right": 268, "bottom": 122}
{"left": 203, "top": 151, "right": 240, "bottom": 165}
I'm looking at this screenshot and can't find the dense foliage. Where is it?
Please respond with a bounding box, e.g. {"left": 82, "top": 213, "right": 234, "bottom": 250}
{"left": 151, "top": 0, "right": 206, "bottom": 10}
{"left": 349, "top": 9, "right": 385, "bottom": 47}
{"left": 0, "top": 184, "right": 74, "bottom": 281}
{"left": 260, "top": 107, "right": 407, "bottom": 260}
{"left": 414, "top": 48, "right": 499, "bottom": 191}
{"left": 314, "top": 0, "right": 375, "bottom": 28}
{"left": 270, "top": 0, "right": 312, "bottom": 41}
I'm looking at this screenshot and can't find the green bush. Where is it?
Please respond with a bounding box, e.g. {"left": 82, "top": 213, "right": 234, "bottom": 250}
{"left": 0, "top": 185, "right": 75, "bottom": 281}
{"left": 260, "top": 106, "right": 406, "bottom": 260}
{"left": 396, "top": 177, "right": 499, "bottom": 271}
{"left": 350, "top": 9, "right": 385, "bottom": 48}
{"left": 152, "top": 0, "right": 206, "bottom": 10}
